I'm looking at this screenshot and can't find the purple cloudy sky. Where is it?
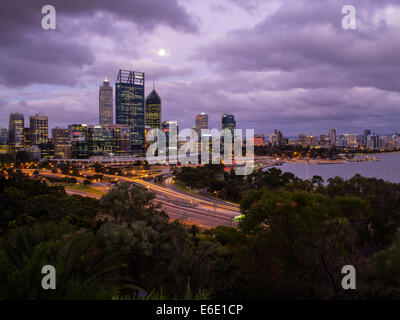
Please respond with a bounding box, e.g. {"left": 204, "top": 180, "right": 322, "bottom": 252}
{"left": 1, "top": 0, "right": 400, "bottom": 136}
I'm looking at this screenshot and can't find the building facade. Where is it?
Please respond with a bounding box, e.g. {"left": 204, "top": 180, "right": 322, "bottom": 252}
{"left": 9, "top": 113, "right": 24, "bottom": 152}
{"left": 52, "top": 127, "right": 71, "bottom": 159}
{"left": 115, "top": 69, "right": 145, "bottom": 154}
{"left": 99, "top": 77, "right": 113, "bottom": 126}
{"left": 145, "top": 86, "right": 161, "bottom": 129}
{"left": 221, "top": 114, "right": 236, "bottom": 132}
{"left": 195, "top": 113, "right": 208, "bottom": 134}
{"left": 329, "top": 129, "right": 336, "bottom": 147}
{"left": 30, "top": 114, "right": 48, "bottom": 146}
{"left": 23, "top": 128, "right": 31, "bottom": 148}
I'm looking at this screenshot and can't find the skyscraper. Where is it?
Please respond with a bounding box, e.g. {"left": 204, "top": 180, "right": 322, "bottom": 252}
{"left": 145, "top": 84, "right": 161, "bottom": 129}
{"left": 30, "top": 114, "right": 48, "bottom": 145}
{"left": 99, "top": 76, "right": 113, "bottom": 125}
{"left": 162, "top": 120, "right": 178, "bottom": 156}
{"left": 23, "top": 128, "right": 31, "bottom": 148}
{"left": 222, "top": 113, "right": 236, "bottom": 132}
{"left": 9, "top": 113, "right": 24, "bottom": 152}
{"left": 69, "top": 124, "right": 89, "bottom": 159}
{"left": 115, "top": 69, "right": 145, "bottom": 154}
{"left": 329, "top": 129, "right": 336, "bottom": 147}
{"left": 362, "top": 129, "right": 371, "bottom": 148}
{"left": 195, "top": 112, "right": 208, "bottom": 133}
{"left": 52, "top": 127, "right": 71, "bottom": 158}
{"left": 0, "top": 128, "right": 8, "bottom": 154}
{"left": 0, "top": 128, "right": 8, "bottom": 145}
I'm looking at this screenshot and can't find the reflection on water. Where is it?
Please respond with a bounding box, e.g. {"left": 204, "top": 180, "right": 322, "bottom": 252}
{"left": 276, "top": 152, "right": 400, "bottom": 184}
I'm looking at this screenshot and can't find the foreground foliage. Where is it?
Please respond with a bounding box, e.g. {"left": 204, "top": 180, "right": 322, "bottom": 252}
{"left": 0, "top": 167, "right": 399, "bottom": 299}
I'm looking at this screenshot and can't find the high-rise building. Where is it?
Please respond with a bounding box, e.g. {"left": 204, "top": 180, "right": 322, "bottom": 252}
{"left": 298, "top": 134, "right": 307, "bottom": 147}
{"left": 115, "top": 69, "right": 145, "bottom": 154}
{"left": 162, "top": 120, "right": 178, "bottom": 156}
{"left": 319, "top": 134, "right": 331, "bottom": 148}
{"left": 68, "top": 123, "right": 131, "bottom": 158}
{"left": 145, "top": 85, "right": 161, "bottom": 129}
{"left": 69, "top": 124, "right": 89, "bottom": 159}
{"left": 39, "top": 139, "right": 54, "bottom": 159}
{"left": 0, "top": 128, "right": 8, "bottom": 145}
{"left": 0, "top": 128, "right": 8, "bottom": 154}
{"left": 343, "top": 134, "right": 358, "bottom": 148}
{"left": 99, "top": 76, "right": 113, "bottom": 126}
{"left": 362, "top": 129, "right": 371, "bottom": 148}
{"left": 30, "top": 114, "right": 48, "bottom": 145}
{"left": 23, "top": 128, "right": 31, "bottom": 148}
{"left": 52, "top": 127, "right": 71, "bottom": 159}
{"left": 108, "top": 124, "right": 131, "bottom": 156}
{"left": 329, "top": 129, "right": 336, "bottom": 147}
{"left": 9, "top": 113, "right": 24, "bottom": 152}
{"left": 221, "top": 114, "right": 236, "bottom": 132}
{"left": 195, "top": 113, "right": 208, "bottom": 134}
{"left": 367, "top": 133, "right": 379, "bottom": 149}
{"left": 269, "top": 129, "right": 284, "bottom": 147}
{"left": 87, "top": 125, "right": 114, "bottom": 156}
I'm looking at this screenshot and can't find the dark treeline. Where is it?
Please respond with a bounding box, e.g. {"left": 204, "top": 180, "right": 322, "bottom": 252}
{"left": 0, "top": 167, "right": 400, "bottom": 299}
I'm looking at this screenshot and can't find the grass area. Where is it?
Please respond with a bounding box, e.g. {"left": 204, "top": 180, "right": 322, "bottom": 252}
{"left": 53, "top": 182, "right": 106, "bottom": 196}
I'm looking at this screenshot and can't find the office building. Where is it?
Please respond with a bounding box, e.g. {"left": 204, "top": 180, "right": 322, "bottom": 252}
{"left": 8, "top": 113, "right": 24, "bottom": 152}
{"left": 87, "top": 125, "right": 114, "bottom": 156}
{"left": 0, "top": 128, "right": 8, "bottom": 154}
{"left": 52, "top": 127, "right": 71, "bottom": 159}
{"left": 195, "top": 113, "right": 208, "bottom": 134}
{"left": 39, "top": 139, "right": 54, "bottom": 159}
{"left": 343, "top": 134, "right": 358, "bottom": 148}
{"left": 23, "top": 128, "right": 31, "bottom": 148}
{"left": 329, "top": 129, "right": 336, "bottom": 147}
{"left": 29, "top": 114, "right": 48, "bottom": 146}
{"left": 0, "top": 128, "right": 8, "bottom": 145}
{"left": 115, "top": 69, "right": 145, "bottom": 154}
{"left": 162, "top": 120, "right": 178, "bottom": 156}
{"left": 362, "top": 129, "right": 371, "bottom": 148}
{"left": 221, "top": 113, "right": 236, "bottom": 132}
{"left": 99, "top": 76, "right": 113, "bottom": 126}
{"left": 68, "top": 123, "right": 131, "bottom": 158}
{"left": 109, "top": 124, "right": 131, "bottom": 156}
{"left": 69, "top": 124, "right": 89, "bottom": 159}
{"left": 145, "top": 85, "right": 161, "bottom": 129}
{"left": 367, "top": 133, "right": 380, "bottom": 149}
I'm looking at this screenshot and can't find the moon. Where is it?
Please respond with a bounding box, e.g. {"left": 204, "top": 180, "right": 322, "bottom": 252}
{"left": 158, "top": 48, "right": 168, "bottom": 56}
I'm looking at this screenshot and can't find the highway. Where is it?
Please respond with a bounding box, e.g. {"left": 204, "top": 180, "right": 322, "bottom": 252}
{"left": 22, "top": 169, "right": 240, "bottom": 228}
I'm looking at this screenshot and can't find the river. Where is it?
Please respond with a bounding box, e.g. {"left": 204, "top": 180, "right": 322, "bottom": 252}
{"left": 275, "top": 152, "right": 400, "bottom": 183}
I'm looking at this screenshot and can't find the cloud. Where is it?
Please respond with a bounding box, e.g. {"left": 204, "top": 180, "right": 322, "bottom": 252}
{"left": 0, "top": 0, "right": 197, "bottom": 88}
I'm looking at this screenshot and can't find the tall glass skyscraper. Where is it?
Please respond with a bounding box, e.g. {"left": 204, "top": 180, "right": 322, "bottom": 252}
{"left": 145, "top": 85, "right": 161, "bottom": 129}
{"left": 9, "top": 113, "right": 24, "bottom": 152}
{"left": 222, "top": 113, "right": 236, "bottom": 132}
{"left": 99, "top": 76, "right": 113, "bottom": 125}
{"left": 115, "top": 69, "right": 145, "bottom": 154}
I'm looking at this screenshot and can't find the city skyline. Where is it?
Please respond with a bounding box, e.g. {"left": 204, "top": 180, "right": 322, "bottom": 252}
{"left": 1, "top": 1, "right": 400, "bottom": 135}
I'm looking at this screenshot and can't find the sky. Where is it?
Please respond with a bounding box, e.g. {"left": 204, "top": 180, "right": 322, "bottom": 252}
{"left": 1, "top": 0, "right": 400, "bottom": 136}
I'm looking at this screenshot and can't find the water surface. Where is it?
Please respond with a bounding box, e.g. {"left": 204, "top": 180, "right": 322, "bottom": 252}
{"left": 276, "top": 152, "right": 400, "bottom": 183}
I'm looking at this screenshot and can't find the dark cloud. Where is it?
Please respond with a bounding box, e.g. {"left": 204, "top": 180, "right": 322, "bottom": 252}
{"left": 1, "top": 0, "right": 400, "bottom": 136}
{"left": 196, "top": 0, "right": 400, "bottom": 91}
{"left": 0, "top": 0, "right": 197, "bottom": 88}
